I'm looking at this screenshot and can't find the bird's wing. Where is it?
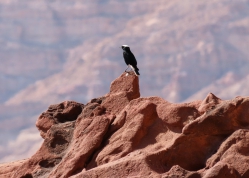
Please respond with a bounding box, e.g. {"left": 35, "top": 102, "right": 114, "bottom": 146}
{"left": 123, "top": 52, "right": 130, "bottom": 65}
{"left": 129, "top": 52, "right": 137, "bottom": 66}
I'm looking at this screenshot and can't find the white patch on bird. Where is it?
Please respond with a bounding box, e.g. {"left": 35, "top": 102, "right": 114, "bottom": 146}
{"left": 129, "top": 65, "right": 134, "bottom": 70}
{"left": 129, "top": 65, "right": 138, "bottom": 76}
{"left": 126, "top": 73, "right": 129, "bottom": 76}
{"left": 122, "top": 45, "right": 129, "bottom": 47}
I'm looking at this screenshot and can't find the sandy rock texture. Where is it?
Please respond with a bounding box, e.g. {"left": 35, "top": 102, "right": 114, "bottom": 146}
{"left": 1, "top": 73, "right": 249, "bottom": 178}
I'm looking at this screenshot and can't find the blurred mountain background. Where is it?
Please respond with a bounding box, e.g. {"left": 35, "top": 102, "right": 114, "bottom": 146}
{"left": 0, "top": 0, "right": 249, "bottom": 163}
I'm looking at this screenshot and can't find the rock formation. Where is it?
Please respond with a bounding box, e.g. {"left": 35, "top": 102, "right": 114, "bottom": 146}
{"left": 1, "top": 72, "right": 249, "bottom": 178}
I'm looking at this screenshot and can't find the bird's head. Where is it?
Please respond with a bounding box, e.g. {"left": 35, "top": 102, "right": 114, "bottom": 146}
{"left": 121, "top": 45, "right": 130, "bottom": 50}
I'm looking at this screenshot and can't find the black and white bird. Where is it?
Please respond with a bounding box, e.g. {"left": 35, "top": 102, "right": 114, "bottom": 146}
{"left": 121, "top": 45, "right": 140, "bottom": 76}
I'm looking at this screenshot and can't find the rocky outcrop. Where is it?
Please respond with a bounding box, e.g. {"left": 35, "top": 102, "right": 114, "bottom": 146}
{"left": 1, "top": 72, "right": 249, "bottom": 178}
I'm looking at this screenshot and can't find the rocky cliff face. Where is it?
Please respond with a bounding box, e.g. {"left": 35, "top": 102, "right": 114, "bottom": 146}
{"left": 1, "top": 73, "right": 249, "bottom": 178}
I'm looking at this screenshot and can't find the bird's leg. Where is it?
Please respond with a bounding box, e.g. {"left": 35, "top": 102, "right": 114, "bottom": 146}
{"left": 125, "top": 65, "right": 130, "bottom": 72}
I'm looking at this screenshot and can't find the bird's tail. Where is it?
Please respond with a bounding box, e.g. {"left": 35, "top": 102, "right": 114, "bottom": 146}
{"left": 130, "top": 65, "right": 140, "bottom": 76}
{"left": 134, "top": 68, "right": 140, "bottom": 76}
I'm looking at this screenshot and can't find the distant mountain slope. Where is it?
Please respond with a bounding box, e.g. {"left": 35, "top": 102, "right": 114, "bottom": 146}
{"left": 0, "top": 0, "right": 156, "bottom": 103}
{"left": 1, "top": 0, "right": 249, "bottom": 162}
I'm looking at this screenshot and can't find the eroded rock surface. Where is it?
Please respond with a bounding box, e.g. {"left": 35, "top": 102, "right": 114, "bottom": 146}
{"left": 1, "top": 73, "right": 249, "bottom": 178}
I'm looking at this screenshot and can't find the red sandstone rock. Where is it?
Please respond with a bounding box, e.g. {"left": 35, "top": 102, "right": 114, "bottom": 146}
{"left": 1, "top": 72, "right": 249, "bottom": 178}
{"left": 36, "top": 101, "right": 84, "bottom": 138}
{"left": 0, "top": 160, "right": 26, "bottom": 178}
{"left": 102, "top": 72, "right": 140, "bottom": 114}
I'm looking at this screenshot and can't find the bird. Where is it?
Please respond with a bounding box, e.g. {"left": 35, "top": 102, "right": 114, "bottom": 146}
{"left": 121, "top": 45, "right": 140, "bottom": 76}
